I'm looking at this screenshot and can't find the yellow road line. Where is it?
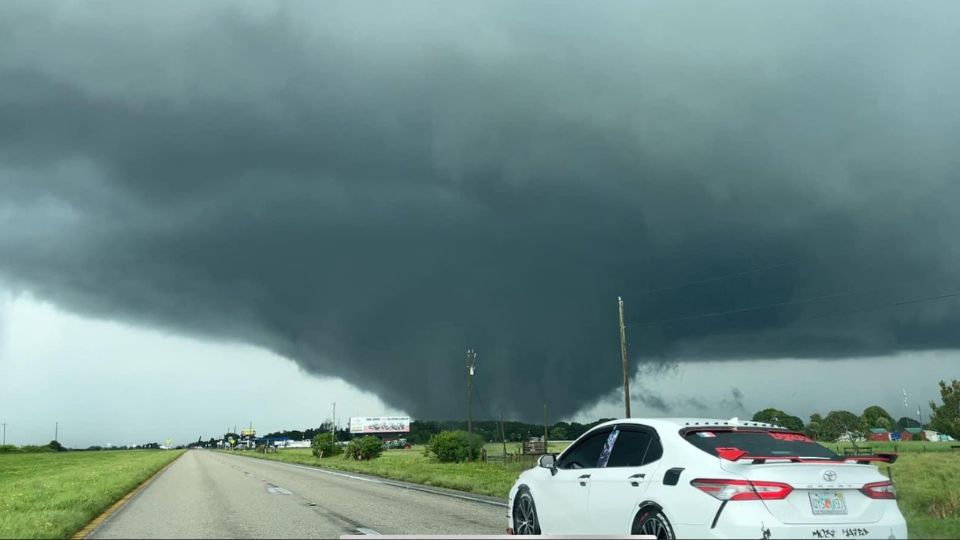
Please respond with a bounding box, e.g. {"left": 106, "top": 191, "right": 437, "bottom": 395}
{"left": 71, "top": 451, "right": 186, "bottom": 539}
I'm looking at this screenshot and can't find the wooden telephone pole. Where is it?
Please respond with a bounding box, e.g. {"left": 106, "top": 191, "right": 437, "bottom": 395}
{"left": 543, "top": 403, "right": 549, "bottom": 451}
{"left": 499, "top": 413, "right": 508, "bottom": 456}
{"left": 619, "top": 296, "right": 632, "bottom": 418}
{"left": 466, "top": 349, "right": 477, "bottom": 433}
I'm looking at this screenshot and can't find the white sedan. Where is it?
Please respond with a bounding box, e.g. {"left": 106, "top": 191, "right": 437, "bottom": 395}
{"left": 507, "top": 418, "right": 907, "bottom": 538}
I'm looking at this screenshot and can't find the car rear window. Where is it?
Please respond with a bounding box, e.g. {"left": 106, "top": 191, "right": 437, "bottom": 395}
{"left": 684, "top": 430, "right": 839, "bottom": 459}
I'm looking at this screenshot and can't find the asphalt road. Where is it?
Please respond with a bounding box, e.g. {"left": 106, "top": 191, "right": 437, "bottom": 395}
{"left": 92, "top": 450, "right": 507, "bottom": 538}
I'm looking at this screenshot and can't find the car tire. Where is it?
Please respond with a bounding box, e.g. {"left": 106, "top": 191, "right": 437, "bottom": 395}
{"left": 632, "top": 508, "right": 675, "bottom": 539}
{"left": 512, "top": 489, "right": 541, "bottom": 535}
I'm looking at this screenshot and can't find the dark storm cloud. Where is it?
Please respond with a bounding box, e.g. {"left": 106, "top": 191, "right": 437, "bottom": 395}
{"left": 2, "top": 1, "right": 960, "bottom": 420}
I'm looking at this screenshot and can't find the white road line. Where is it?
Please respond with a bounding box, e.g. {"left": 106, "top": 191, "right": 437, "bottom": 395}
{"left": 266, "top": 486, "right": 293, "bottom": 495}
{"left": 354, "top": 527, "right": 381, "bottom": 535}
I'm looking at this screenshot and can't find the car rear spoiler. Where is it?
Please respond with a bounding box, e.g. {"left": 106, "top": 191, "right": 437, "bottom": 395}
{"left": 717, "top": 448, "right": 898, "bottom": 465}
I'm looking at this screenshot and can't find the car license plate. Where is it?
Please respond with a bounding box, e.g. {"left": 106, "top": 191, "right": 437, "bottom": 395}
{"left": 809, "top": 490, "right": 847, "bottom": 515}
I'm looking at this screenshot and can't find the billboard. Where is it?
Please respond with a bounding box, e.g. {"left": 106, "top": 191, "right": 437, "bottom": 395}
{"left": 349, "top": 416, "right": 411, "bottom": 434}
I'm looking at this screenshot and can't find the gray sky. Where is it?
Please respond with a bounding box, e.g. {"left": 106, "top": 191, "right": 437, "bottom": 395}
{"left": 1, "top": 1, "right": 959, "bottom": 445}
{"left": 0, "top": 289, "right": 951, "bottom": 447}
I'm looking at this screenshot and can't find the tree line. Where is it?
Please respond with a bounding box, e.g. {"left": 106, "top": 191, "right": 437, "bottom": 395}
{"left": 753, "top": 378, "right": 959, "bottom": 442}
{"left": 249, "top": 379, "right": 960, "bottom": 447}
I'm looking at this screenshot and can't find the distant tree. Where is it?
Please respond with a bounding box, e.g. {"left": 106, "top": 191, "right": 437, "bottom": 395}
{"left": 409, "top": 421, "right": 441, "bottom": 445}
{"left": 48, "top": 440, "right": 65, "bottom": 452}
{"left": 929, "top": 379, "right": 960, "bottom": 439}
{"left": 426, "top": 430, "right": 484, "bottom": 463}
{"left": 806, "top": 413, "right": 824, "bottom": 439}
{"left": 752, "top": 408, "right": 804, "bottom": 431}
{"left": 344, "top": 436, "right": 383, "bottom": 461}
{"left": 311, "top": 432, "right": 342, "bottom": 459}
{"left": 896, "top": 417, "right": 922, "bottom": 431}
{"left": 861, "top": 406, "right": 895, "bottom": 431}
{"left": 819, "top": 411, "right": 862, "bottom": 442}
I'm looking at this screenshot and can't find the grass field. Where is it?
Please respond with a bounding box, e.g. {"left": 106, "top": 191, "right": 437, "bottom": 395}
{"left": 822, "top": 440, "right": 957, "bottom": 454}
{"left": 0, "top": 450, "right": 184, "bottom": 539}
{"left": 231, "top": 440, "right": 960, "bottom": 538}
{"left": 820, "top": 439, "right": 960, "bottom": 536}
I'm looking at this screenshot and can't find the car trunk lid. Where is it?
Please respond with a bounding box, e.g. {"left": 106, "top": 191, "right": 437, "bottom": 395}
{"left": 720, "top": 461, "right": 888, "bottom": 524}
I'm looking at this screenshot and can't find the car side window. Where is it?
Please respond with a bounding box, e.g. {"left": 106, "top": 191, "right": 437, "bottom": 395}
{"left": 643, "top": 437, "right": 663, "bottom": 465}
{"left": 605, "top": 429, "right": 654, "bottom": 468}
{"left": 557, "top": 430, "right": 611, "bottom": 470}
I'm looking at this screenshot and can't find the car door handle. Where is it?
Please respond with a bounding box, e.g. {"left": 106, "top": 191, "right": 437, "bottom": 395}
{"left": 628, "top": 473, "right": 645, "bottom": 487}
{"left": 578, "top": 474, "right": 591, "bottom": 486}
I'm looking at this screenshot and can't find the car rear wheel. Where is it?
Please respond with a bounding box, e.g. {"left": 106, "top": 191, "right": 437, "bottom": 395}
{"left": 512, "top": 489, "right": 541, "bottom": 535}
{"left": 632, "top": 508, "right": 674, "bottom": 539}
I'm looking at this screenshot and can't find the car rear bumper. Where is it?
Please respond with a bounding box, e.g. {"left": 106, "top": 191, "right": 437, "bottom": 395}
{"left": 679, "top": 502, "right": 909, "bottom": 539}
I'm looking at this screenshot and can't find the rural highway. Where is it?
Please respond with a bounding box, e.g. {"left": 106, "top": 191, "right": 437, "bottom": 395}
{"left": 91, "top": 450, "right": 507, "bottom": 538}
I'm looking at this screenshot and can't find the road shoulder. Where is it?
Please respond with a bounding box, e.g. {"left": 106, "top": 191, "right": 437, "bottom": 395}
{"left": 73, "top": 451, "right": 186, "bottom": 539}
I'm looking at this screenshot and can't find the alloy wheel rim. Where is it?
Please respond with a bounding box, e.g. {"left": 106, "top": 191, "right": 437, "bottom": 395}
{"left": 515, "top": 496, "right": 535, "bottom": 534}
{"left": 640, "top": 516, "right": 668, "bottom": 539}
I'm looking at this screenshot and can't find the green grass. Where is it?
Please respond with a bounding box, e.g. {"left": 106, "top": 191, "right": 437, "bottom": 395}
{"left": 0, "top": 450, "right": 184, "bottom": 539}
{"left": 233, "top": 441, "right": 960, "bottom": 538}
{"left": 822, "top": 440, "right": 956, "bottom": 454}
{"left": 816, "top": 441, "right": 960, "bottom": 537}
{"left": 226, "top": 442, "right": 573, "bottom": 498}
{"left": 876, "top": 452, "right": 960, "bottom": 539}
{"left": 229, "top": 446, "right": 530, "bottom": 497}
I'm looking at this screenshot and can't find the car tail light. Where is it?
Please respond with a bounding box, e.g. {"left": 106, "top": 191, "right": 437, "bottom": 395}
{"left": 860, "top": 480, "right": 896, "bottom": 500}
{"left": 691, "top": 478, "right": 793, "bottom": 501}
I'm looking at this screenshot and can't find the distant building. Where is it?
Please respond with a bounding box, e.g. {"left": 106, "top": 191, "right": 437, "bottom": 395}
{"left": 283, "top": 440, "right": 311, "bottom": 448}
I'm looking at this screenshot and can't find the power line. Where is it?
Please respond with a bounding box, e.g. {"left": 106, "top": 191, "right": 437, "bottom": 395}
{"left": 803, "top": 290, "right": 960, "bottom": 322}
{"left": 636, "top": 258, "right": 805, "bottom": 297}
{"left": 626, "top": 287, "right": 960, "bottom": 329}
{"left": 627, "top": 280, "right": 908, "bottom": 328}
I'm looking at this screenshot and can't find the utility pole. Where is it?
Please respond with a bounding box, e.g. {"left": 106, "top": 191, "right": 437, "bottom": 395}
{"left": 499, "top": 413, "right": 507, "bottom": 457}
{"left": 2, "top": 422, "right": 6, "bottom": 446}
{"left": 543, "top": 403, "right": 549, "bottom": 451}
{"left": 466, "top": 349, "right": 477, "bottom": 433}
{"left": 331, "top": 402, "right": 337, "bottom": 440}
{"left": 55, "top": 422, "right": 59, "bottom": 442}
{"left": 618, "top": 296, "right": 632, "bottom": 418}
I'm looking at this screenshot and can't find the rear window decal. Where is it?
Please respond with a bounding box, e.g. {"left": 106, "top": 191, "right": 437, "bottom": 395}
{"left": 768, "top": 432, "right": 813, "bottom": 442}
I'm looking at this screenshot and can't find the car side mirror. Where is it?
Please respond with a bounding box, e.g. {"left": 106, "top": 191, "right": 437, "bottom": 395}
{"left": 539, "top": 454, "right": 558, "bottom": 475}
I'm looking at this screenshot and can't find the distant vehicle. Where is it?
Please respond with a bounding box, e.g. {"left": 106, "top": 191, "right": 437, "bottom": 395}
{"left": 383, "top": 438, "right": 410, "bottom": 450}
{"left": 507, "top": 418, "right": 907, "bottom": 538}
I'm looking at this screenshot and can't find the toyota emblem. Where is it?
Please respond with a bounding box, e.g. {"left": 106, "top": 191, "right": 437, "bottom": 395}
{"left": 823, "top": 470, "right": 838, "bottom": 482}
